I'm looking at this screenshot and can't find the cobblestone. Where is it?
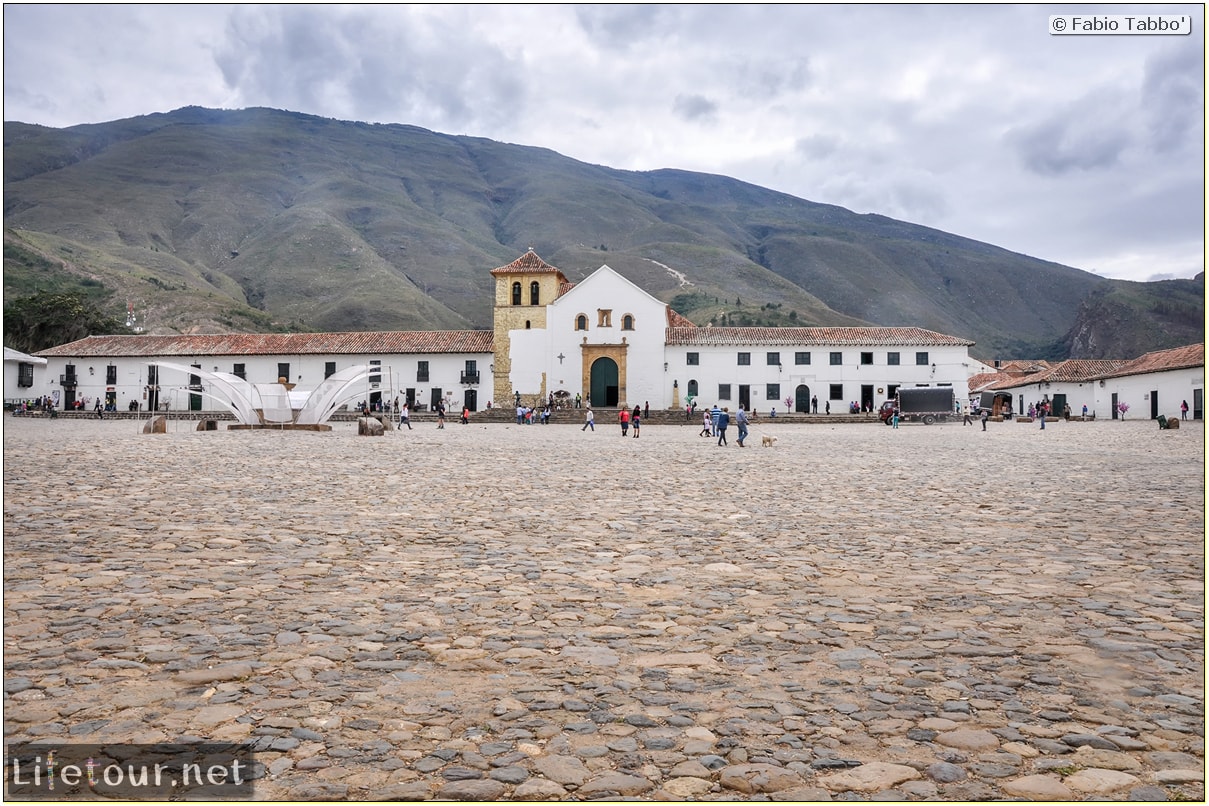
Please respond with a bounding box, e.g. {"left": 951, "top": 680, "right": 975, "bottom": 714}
{"left": 3, "top": 416, "right": 1203, "bottom": 800}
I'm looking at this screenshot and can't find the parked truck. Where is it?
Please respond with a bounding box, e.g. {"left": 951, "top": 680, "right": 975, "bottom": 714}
{"left": 879, "top": 387, "right": 956, "bottom": 425}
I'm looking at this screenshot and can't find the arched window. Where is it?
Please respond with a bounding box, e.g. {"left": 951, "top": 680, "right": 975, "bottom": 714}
{"left": 687, "top": 380, "right": 699, "bottom": 398}
{"left": 525, "top": 320, "right": 531, "bottom": 329}
{"left": 511, "top": 282, "right": 522, "bottom": 305}
{"left": 530, "top": 281, "right": 540, "bottom": 305}
{"left": 575, "top": 314, "right": 588, "bottom": 331}
{"left": 621, "top": 314, "right": 635, "bottom": 330}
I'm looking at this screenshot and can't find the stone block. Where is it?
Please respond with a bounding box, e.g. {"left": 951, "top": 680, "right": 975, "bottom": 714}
{"left": 196, "top": 419, "right": 218, "bottom": 431}
{"left": 142, "top": 415, "right": 167, "bottom": 433}
{"left": 358, "top": 417, "right": 385, "bottom": 436}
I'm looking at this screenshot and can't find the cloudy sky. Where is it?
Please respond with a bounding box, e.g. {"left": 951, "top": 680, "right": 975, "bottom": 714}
{"left": 4, "top": 4, "right": 1204, "bottom": 282}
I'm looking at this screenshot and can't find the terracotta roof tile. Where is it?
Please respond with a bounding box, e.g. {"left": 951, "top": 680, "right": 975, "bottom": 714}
{"left": 967, "top": 371, "right": 1005, "bottom": 393}
{"left": 986, "top": 359, "right": 1130, "bottom": 389}
{"left": 666, "top": 309, "right": 696, "bottom": 328}
{"left": 489, "top": 249, "right": 568, "bottom": 281}
{"left": 665, "top": 326, "right": 973, "bottom": 347}
{"left": 1091, "top": 342, "right": 1205, "bottom": 379}
{"left": 36, "top": 331, "right": 494, "bottom": 358}
{"left": 995, "top": 360, "right": 1051, "bottom": 375}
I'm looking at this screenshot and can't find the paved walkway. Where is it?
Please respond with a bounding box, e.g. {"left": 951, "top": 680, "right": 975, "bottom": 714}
{"left": 3, "top": 416, "right": 1204, "bottom": 801}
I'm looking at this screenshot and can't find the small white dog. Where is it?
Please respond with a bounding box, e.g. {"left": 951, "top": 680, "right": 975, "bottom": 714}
{"left": 761, "top": 435, "right": 777, "bottom": 447}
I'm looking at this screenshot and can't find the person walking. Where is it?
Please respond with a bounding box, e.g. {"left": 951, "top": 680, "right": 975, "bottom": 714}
{"left": 436, "top": 400, "right": 446, "bottom": 429}
{"left": 398, "top": 402, "right": 412, "bottom": 430}
{"left": 710, "top": 404, "right": 721, "bottom": 436}
{"left": 716, "top": 407, "right": 730, "bottom": 446}
{"left": 699, "top": 410, "right": 712, "bottom": 437}
{"left": 981, "top": 407, "right": 989, "bottom": 431}
{"left": 632, "top": 405, "right": 641, "bottom": 438}
{"left": 582, "top": 407, "right": 595, "bottom": 431}
{"left": 619, "top": 407, "right": 630, "bottom": 436}
{"left": 735, "top": 405, "right": 749, "bottom": 447}
{"left": 892, "top": 406, "right": 900, "bottom": 429}
{"left": 1181, "top": 399, "right": 1189, "bottom": 420}
{"left": 94, "top": 398, "right": 104, "bottom": 420}
{"left": 461, "top": 405, "right": 470, "bottom": 425}
{"left": 811, "top": 395, "right": 818, "bottom": 414}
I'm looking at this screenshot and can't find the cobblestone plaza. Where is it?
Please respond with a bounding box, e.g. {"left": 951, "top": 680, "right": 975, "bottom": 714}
{"left": 3, "top": 416, "right": 1203, "bottom": 800}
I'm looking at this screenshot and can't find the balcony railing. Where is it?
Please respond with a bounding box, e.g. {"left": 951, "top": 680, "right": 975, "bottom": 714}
{"left": 460, "top": 371, "right": 480, "bottom": 385}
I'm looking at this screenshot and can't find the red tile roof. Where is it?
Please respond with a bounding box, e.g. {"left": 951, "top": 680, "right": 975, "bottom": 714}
{"left": 489, "top": 249, "right": 569, "bottom": 282}
{"left": 967, "top": 371, "right": 1006, "bottom": 393}
{"left": 36, "top": 331, "right": 494, "bottom": 358}
{"left": 1091, "top": 342, "right": 1205, "bottom": 379}
{"left": 665, "top": 326, "right": 973, "bottom": 347}
{"left": 666, "top": 309, "right": 696, "bottom": 328}
{"left": 1010, "top": 359, "right": 1128, "bottom": 385}
{"left": 995, "top": 360, "right": 1051, "bottom": 375}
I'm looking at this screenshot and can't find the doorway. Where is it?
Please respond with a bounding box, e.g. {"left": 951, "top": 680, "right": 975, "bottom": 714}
{"left": 861, "top": 384, "right": 874, "bottom": 413}
{"left": 590, "top": 357, "right": 619, "bottom": 407}
{"left": 795, "top": 384, "right": 810, "bottom": 413}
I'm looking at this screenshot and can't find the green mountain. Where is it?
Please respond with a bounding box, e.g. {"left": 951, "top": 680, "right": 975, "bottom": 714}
{"left": 4, "top": 106, "right": 1203, "bottom": 360}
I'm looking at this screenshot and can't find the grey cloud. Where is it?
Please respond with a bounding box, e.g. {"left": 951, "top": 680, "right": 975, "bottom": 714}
{"left": 1141, "top": 42, "right": 1204, "bottom": 153}
{"left": 727, "top": 56, "right": 811, "bottom": 100}
{"left": 214, "top": 7, "right": 525, "bottom": 130}
{"left": 573, "top": 5, "right": 680, "bottom": 46}
{"left": 673, "top": 94, "right": 718, "bottom": 122}
{"left": 795, "top": 134, "right": 839, "bottom": 160}
{"left": 1007, "top": 109, "right": 1130, "bottom": 176}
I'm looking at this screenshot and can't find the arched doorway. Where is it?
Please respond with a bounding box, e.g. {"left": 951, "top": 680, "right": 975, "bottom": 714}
{"left": 590, "top": 357, "right": 619, "bottom": 407}
{"left": 795, "top": 384, "right": 811, "bottom": 413}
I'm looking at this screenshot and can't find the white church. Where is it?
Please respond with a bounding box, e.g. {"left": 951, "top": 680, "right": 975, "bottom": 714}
{"left": 26, "top": 250, "right": 980, "bottom": 416}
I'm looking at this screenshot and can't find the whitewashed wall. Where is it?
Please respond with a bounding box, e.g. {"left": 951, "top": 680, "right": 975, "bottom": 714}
{"left": 995, "top": 367, "right": 1203, "bottom": 420}
{"left": 548, "top": 266, "right": 672, "bottom": 408}
{"left": 665, "top": 343, "right": 972, "bottom": 414}
{"left": 36, "top": 352, "right": 493, "bottom": 412}
{"left": 1104, "top": 368, "right": 1204, "bottom": 420}
{"left": 4, "top": 355, "right": 46, "bottom": 404}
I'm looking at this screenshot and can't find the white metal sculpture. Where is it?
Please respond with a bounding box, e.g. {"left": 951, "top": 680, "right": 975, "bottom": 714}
{"left": 151, "top": 362, "right": 374, "bottom": 426}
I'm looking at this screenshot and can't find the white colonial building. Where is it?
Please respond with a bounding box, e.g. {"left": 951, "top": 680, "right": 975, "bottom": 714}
{"left": 28, "top": 250, "right": 985, "bottom": 417}
{"left": 4, "top": 347, "right": 47, "bottom": 404}
{"left": 986, "top": 344, "right": 1204, "bottom": 420}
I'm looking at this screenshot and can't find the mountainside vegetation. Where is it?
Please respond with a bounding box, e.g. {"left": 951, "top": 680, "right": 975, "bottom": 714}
{"left": 4, "top": 106, "right": 1203, "bottom": 361}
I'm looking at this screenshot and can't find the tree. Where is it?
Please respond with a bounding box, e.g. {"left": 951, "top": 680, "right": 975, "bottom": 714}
{"left": 3, "top": 292, "right": 126, "bottom": 353}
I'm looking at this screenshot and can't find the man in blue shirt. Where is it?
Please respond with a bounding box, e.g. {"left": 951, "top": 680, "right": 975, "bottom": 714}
{"left": 735, "top": 406, "right": 749, "bottom": 447}
{"left": 716, "top": 407, "right": 731, "bottom": 446}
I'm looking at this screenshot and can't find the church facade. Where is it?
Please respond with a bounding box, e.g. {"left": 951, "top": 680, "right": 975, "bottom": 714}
{"left": 28, "top": 250, "right": 978, "bottom": 415}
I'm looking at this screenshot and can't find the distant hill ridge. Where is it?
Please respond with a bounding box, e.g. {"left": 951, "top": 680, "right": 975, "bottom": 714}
{"left": 4, "top": 106, "right": 1203, "bottom": 360}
